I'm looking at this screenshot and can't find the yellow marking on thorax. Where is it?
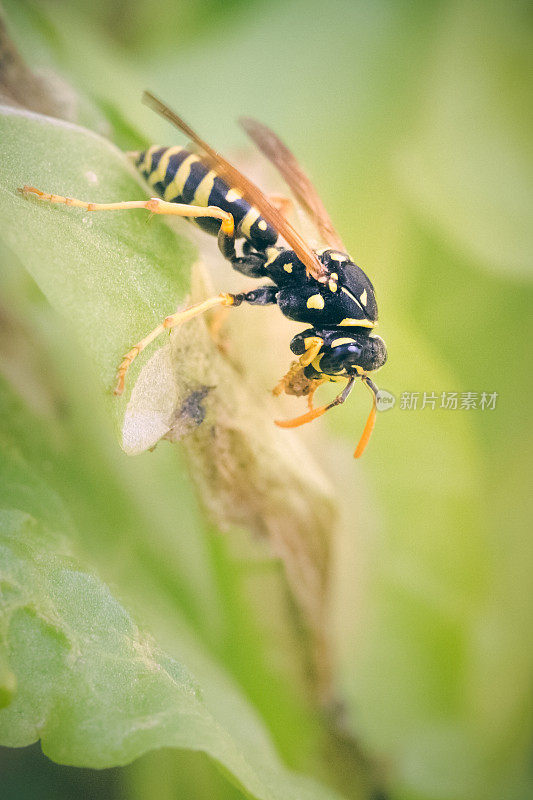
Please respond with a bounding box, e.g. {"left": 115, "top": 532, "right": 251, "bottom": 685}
{"left": 339, "top": 318, "right": 375, "bottom": 327}
{"left": 328, "top": 279, "right": 337, "bottom": 292}
{"left": 264, "top": 247, "right": 280, "bottom": 267}
{"left": 148, "top": 146, "right": 184, "bottom": 186}
{"left": 360, "top": 288, "right": 368, "bottom": 306}
{"left": 330, "top": 337, "right": 356, "bottom": 348}
{"left": 193, "top": 169, "right": 217, "bottom": 207}
{"left": 163, "top": 154, "right": 201, "bottom": 202}
{"left": 330, "top": 252, "right": 349, "bottom": 262}
{"left": 307, "top": 294, "right": 325, "bottom": 310}
{"left": 284, "top": 262, "right": 293, "bottom": 273}
{"left": 240, "top": 207, "right": 261, "bottom": 238}
{"left": 341, "top": 285, "right": 361, "bottom": 304}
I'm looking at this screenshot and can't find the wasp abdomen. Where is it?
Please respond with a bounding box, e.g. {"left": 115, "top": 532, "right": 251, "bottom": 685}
{"left": 134, "top": 145, "right": 277, "bottom": 249}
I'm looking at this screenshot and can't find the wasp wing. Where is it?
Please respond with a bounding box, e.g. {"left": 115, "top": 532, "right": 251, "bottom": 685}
{"left": 143, "top": 92, "right": 327, "bottom": 281}
{"left": 239, "top": 116, "right": 346, "bottom": 253}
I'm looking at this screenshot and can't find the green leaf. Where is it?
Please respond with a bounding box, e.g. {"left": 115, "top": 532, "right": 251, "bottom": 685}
{"left": 0, "top": 104, "right": 196, "bottom": 439}
{"left": 0, "top": 647, "right": 17, "bottom": 709}
{"left": 0, "top": 377, "right": 346, "bottom": 800}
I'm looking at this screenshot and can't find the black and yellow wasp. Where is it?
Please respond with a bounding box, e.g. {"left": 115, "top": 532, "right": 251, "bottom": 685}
{"left": 20, "top": 92, "right": 387, "bottom": 457}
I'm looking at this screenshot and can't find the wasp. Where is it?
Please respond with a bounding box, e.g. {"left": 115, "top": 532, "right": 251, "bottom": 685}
{"left": 19, "top": 92, "right": 387, "bottom": 457}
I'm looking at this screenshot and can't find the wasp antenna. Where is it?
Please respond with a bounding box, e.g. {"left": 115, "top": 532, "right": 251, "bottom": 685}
{"left": 353, "top": 377, "right": 378, "bottom": 459}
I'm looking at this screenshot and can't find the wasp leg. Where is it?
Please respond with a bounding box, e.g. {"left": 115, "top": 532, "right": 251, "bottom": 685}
{"left": 275, "top": 376, "right": 355, "bottom": 428}
{"left": 115, "top": 293, "right": 233, "bottom": 395}
{"left": 232, "top": 285, "right": 279, "bottom": 306}
{"left": 298, "top": 336, "right": 323, "bottom": 367}
{"left": 115, "top": 285, "right": 278, "bottom": 395}
{"left": 18, "top": 185, "right": 235, "bottom": 235}
{"left": 217, "top": 222, "right": 268, "bottom": 278}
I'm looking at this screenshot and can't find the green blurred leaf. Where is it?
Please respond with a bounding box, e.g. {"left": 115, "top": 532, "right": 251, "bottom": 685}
{"left": 0, "top": 104, "right": 195, "bottom": 440}
{"left": 0, "top": 650, "right": 17, "bottom": 709}
{"left": 0, "top": 376, "right": 347, "bottom": 800}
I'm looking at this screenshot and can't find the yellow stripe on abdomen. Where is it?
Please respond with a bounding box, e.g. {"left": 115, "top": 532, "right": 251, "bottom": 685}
{"left": 139, "top": 145, "right": 160, "bottom": 174}
{"left": 192, "top": 169, "right": 217, "bottom": 207}
{"left": 163, "top": 154, "right": 201, "bottom": 202}
{"left": 147, "top": 146, "right": 184, "bottom": 186}
{"left": 239, "top": 207, "right": 261, "bottom": 238}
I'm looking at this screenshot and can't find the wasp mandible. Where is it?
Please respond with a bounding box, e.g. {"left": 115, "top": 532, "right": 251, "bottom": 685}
{"left": 20, "top": 92, "right": 387, "bottom": 457}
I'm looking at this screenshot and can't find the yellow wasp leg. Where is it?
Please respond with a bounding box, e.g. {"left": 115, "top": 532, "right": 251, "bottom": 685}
{"left": 17, "top": 185, "right": 235, "bottom": 235}
{"left": 115, "top": 293, "right": 237, "bottom": 395}
{"left": 275, "top": 377, "right": 355, "bottom": 429}
{"left": 298, "top": 336, "right": 323, "bottom": 367}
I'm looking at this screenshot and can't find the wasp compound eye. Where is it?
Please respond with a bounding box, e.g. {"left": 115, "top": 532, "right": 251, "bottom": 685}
{"left": 361, "top": 335, "right": 387, "bottom": 372}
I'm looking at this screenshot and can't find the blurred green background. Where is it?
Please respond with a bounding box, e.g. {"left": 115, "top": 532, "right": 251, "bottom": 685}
{"left": 0, "top": 1, "right": 532, "bottom": 799}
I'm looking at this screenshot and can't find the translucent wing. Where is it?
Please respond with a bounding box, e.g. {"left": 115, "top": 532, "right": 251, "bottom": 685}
{"left": 239, "top": 116, "right": 346, "bottom": 252}
{"left": 143, "top": 92, "right": 327, "bottom": 281}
